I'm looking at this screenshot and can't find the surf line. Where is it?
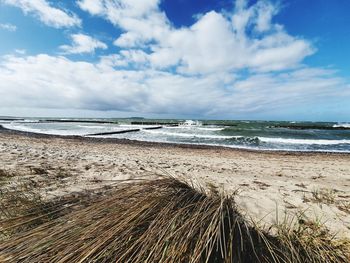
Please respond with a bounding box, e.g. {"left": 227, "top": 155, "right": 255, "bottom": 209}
{"left": 85, "top": 126, "right": 163, "bottom": 136}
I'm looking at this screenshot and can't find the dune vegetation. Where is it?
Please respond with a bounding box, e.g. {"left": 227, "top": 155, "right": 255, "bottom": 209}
{"left": 0, "top": 175, "right": 349, "bottom": 263}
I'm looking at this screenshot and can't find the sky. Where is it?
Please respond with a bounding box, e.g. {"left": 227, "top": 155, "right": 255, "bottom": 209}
{"left": 0, "top": 0, "right": 349, "bottom": 121}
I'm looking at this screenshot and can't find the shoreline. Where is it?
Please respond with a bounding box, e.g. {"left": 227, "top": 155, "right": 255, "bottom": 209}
{"left": 1, "top": 124, "right": 349, "bottom": 156}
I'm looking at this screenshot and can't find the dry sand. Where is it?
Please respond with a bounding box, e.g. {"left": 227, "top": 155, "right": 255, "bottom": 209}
{"left": 0, "top": 129, "right": 349, "bottom": 239}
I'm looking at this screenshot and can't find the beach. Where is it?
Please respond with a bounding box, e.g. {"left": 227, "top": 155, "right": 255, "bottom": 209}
{"left": 1, "top": 127, "right": 349, "bottom": 240}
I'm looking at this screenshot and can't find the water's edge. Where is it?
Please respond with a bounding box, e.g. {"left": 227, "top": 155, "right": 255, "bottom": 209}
{"left": 1, "top": 124, "right": 349, "bottom": 156}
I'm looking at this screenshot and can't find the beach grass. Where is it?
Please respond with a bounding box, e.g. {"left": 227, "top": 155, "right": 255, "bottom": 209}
{"left": 0, "top": 177, "right": 349, "bottom": 263}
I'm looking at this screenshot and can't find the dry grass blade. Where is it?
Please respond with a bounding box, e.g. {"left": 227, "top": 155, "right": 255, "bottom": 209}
{"left": 0, "top": 177, "right": 349, "bottom": 262}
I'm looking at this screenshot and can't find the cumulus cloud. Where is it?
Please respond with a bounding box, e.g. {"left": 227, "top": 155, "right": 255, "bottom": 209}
{"left": 0, "top": 23, "right": 17, "bottom": 31}
{"left": 59, "top": 34, "right": 108, "bottom": 54}
{"left": 76, "top": 0, "right": 105, "bottom": 15}
{"left": 0, "top": 54, "right": 348, "bottom": 117}
{"left": 2, "top": 0, "right": 81, "bottom": 28}
{"left": 78, "top": 0, "right": 314, "bottom": 74}
{"left": 78, "top": 0, "right": 170, "bottom": 47}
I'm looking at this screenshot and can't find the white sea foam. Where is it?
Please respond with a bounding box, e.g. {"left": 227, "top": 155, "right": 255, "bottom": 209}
{"left": 3, "top": 123, "right": 157, "bottom": 136}
{"left": 3, "top": 123, "right": 91, "bottom": 136}
{"left": 144, "top": 130, "right": 350, "bottom": 145}
{"left": 166, "top": 126, "right": 195, "bottom": 130}
{"left": 333, "top": 123, "right": 350, "bottom": 128}
{"left": 119, "top": 124, "right": 159, "bottom": 129}
{"left": 143, "top": 129, "right": 233, "bottom": 139}
{"left": 180, "top": 120, "right": 202, "bottom": 126}
{"left": 77, "top": 125, "right": 108, "bottom": 129}
{"left": 3, "top": 124, "right": 42, "bottom": 133}
{"left": 198, "top": 127, "right": 224, "bottom": 131}
{"left": 20, "top": 119, "right": 40, "bottom": 123}
{"left": 3, "top": 123, "right": 75, "bottom": 135}
{"left": 259, "top": 137, "right": 350, "bottom": 145}
{"left": 166, "top": 126, "right": 223, "bottom": 131}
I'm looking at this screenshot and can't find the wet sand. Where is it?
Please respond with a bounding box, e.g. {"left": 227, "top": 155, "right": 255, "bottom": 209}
{"left": 0, "top": 127, "right": 349, "bottom": 238}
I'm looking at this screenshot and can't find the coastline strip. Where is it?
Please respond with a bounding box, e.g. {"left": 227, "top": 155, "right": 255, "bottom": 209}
{"left": 1, "top": 124, "right": 349, "bottom": 155}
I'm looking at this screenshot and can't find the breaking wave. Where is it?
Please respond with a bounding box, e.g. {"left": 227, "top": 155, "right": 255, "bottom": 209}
{"left": 333, "top": 123, "right": 350, "bottom": 128}
{"left": 143, "top": 130, "right": 233, "bottom": 139}
{"left": 259, "top": 137, "right": 350, "bottom": 145}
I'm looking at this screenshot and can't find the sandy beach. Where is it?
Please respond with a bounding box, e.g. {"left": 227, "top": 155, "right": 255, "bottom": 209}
{"left": 1, "top": 127, "right": 349, "bottom": 239}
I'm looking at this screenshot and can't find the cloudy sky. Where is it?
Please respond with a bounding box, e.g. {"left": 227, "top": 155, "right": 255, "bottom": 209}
{"left": 0, "top": 0, "right": 349, "bottom": 121}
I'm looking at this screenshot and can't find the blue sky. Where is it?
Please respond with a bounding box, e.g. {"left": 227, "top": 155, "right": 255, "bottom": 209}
{"left": 0, "top": 0, "right": 349, "bottom": 121}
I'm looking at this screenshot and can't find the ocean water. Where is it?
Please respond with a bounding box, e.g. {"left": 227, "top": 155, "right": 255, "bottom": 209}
{"left": 1, "top": 118, "right": 350, "bottom": 153}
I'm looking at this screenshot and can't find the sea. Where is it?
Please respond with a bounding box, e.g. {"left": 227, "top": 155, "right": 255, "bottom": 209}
{"left": 1, "top": 118, "right": 350, "bottom": 153}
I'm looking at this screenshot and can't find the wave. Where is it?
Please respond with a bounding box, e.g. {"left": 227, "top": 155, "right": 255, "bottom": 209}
{"left": 181, "top": 120, "right": 202, "bottom": 126}
{"left": 142, "top": 131, "right": 257, "bottom": 144}
{"left": 166, "top": 126, "right": 224, "bottom": 131}
{"left": 198, "top": 127, "right": 224, "bottom": 131}
{"left": 3, "top": 122, "right": 350, "bottom": 152}
{"left": 0, "top": 119, "right": 38, "bottom": 124}
{"left": 143, "top": 130, "right": 233, "bottom": 139}
{"left": 2, "top": 124, "right": 87, "bottom": 136}
{"left": 144, "top": 130, "right": 350, "bottom": 145}
{"left": 333, "top": 123, "right": 350, "bottom": 128}
{"left": 0, "top": 120, "right": 14, "bottom": 124}
{"left": 259, "top": 137, "right": 350, "bottom": 145}
{"left": 3, "top": 124, "right": 61, "bottom": 135}
{"left": 2, "top": 124, "right": 40, "bottom": 133}
{"left": 119, "top": 124, "right": 160, "bottom": 129}
{"left": 166, "top": 126, "right": 195, "bottom": 130}
{"left": 17, "top": 119, "right": 40, "bottom": 123}
{"left": 77, "top": 125, "right": 108, "bottom": 129}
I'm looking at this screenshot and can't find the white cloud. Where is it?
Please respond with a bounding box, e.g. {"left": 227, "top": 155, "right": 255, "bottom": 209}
{"left": 76, "top": 0, "right": 104, "bottom": 15}
{"left": 60, "top": 34, "right": 107, "bottom": 54}
{"left": 113, "top": 32, "right": 145, "bottom": 48}
{"left": 0, "top": 54, "right": 348, "bottom": 118}
{"left": 98, "top": 54, "right": 128, "bottom": 69}
{"left": 166, "top": 6, "right": 313, "bottom": 74}
{"left": 14, "top": 49, "right": 26, "bottom": 55}
{"left": 119, "top": 49, "right": 149, "bottom": 66}
{"left": 235, "top": 0, "right": 247, "bottom": 11}
{"left": 77, "top": 0, "right": 160, "bottom": 21}
{"left": 0, "top": 23, "right": 17, "bottom": 31}
{"left": 2, "top": 0, "right": 81, "bottom": 28}
{"left": 78, "top": 0, "right": 314, "bottom": 74}
{"left": 254, "top": 1, "right": 277, "bottom": 32}
{"left": 78, "top": 0, "right": 169, "bottom": 48}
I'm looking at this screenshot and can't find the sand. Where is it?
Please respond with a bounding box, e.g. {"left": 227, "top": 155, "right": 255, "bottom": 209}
{"left": 0, "top": 128, "right": 349, "bottom": 239}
